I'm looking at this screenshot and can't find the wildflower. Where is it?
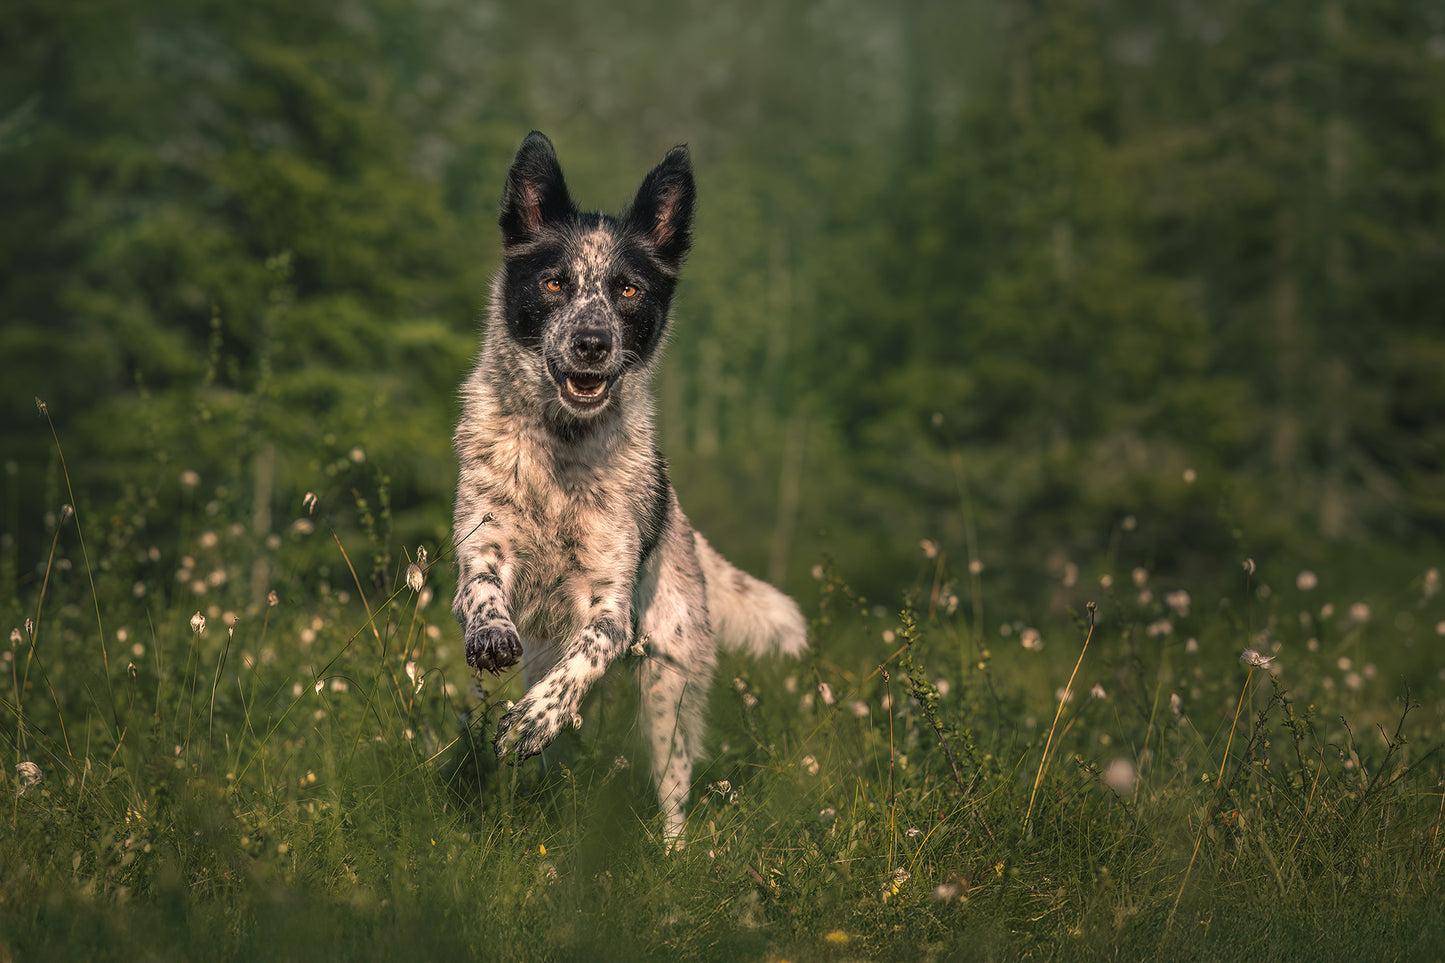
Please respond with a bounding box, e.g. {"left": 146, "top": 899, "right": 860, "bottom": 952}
{"left": 1020, "top": 627, "right": 1044, "bottom": 652}
{"left": 1121, "top": 515, "right": 1137, "bottom": 532}
{"left": 1242, "top": 558, "right": 1256, "bottom": 576}
{"left": 1169, "top": 692, "right": 1183, "bottom": 720}
{"left": 1185, "top": 637, "right": 1199, "bottom": 654}
{"left": 1132, "top": 567, "right": 1148, "bottom": 588}
{"left": 25, "top": 618, "right": 33, "bottom": 637}
{"left": 329, "top": 678, "right": 348, "bottom": 693}
{"left": 904, "top": 826, "right": 922, "bottom": 839}
{"left": 920, "top": 538, "right": 938, "bottom": 559}
{"left": 313, "top": 679, "right": 324, "bottom": 694}
{"left": 742, "top": 693, "right": 758, "bottom": 709}
{"left": 418, "top": 587, "right": 433, "bottom": 609}
{"left": 1425, "top": 568, "right": 1441, "bottom": 599}
{"left": 1054, "top": 686, "right": 1075, "bottom": 704}
{"left": 1165, "top": 590, "right": 1191, "bottom": 616}
{"left": 935, "top": 678, "right": 951, "bottom": 697}
{"left": 406, "top": 563, "right": 424, "bottom": 593}
{"left": 800, "top": 755, "right": 819, "bottom": 776}
{"left": 59, "top": 504, "right": 73, "bottom": 524}
{"left": 1240, "top": 648, "right": 1276, "bottom": 668}
{"left": 15, "top": 761, "right": 42, "bottom": 796}
{"left": 1103, "top": 757, "right": 1137, "bottom": 795}
{"left": 1296, "top": 570, "right": 1318, "bottom": 592}
{"left": 1182, "top": 468, "right": 1197, "bottom": 484}
{"left": 848, "top": 700, "right": 869, "bottom": 718}
{"left": 732, "top": 677, "right": 747, "bottom": 692}
{"left": 349, "top": 447, "right": 365, "bottom": 463}
{"left": 180, "top": 469, "right": 200, "bottom": 488}
{"left": 302, "top": 491, "right": 318, "bottom": 515}
{"left": 1349, "top": 601, "right": 1371, "bottom": 623}
{"left": 268, "top": 590, "right": 279, "bottom": 607}
{"left": 8, "top": 628, "right": 19, "bottom": 646}
{"left": 713, "top": 780, "right": 732, "bottom": 795}
{"left": 883, "top": 866, "right": 911, "bottom": 900}
{"left": 1062, "top": 562, "right": 1079, "bottom": 588}
{"left": 824, "top": 930, "right": 850, "bottom": 946}
{"left": 1090, "top": 683, "right": 1107, "bottom": 699}
{"left": 811, "top": 564, "right": 824, "bottom": 580}
{"left": 933, "top": 881, "right": 966, "bottom": 902}
{"left": 1146, "top": 619, "right": 1173, "bottom": 638}
{"left": 819, "top": 807, "right": 837, "bottom": 823}
{"left": 1100, "top": 574, "right": 1114, "bottom": 589}
{"left": 292, "top": 518, "right": 315, "bottom": 535}
{"left": 189, "top": 612, "right": 206, "bottom": 635}
{"left": 968, "top": 559, "right": 984, "bottom": 575}
{"left": 817, "top": 682, "right": 836, "bottom": 706}
{"left": 406, "top": 661, "right": 421, "bottom": 690}
{"left": 881, "top": 628, "right": 895, "bottom": 644}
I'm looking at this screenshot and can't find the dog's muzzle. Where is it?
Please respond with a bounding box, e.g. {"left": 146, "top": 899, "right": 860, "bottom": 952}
{"left": 549, "top": 328, "right": 620, "bottom": 413}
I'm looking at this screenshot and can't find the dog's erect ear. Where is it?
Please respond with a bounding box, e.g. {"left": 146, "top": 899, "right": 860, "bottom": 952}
{"left": 499, "top": 131, "right": 574, "bottom": 248}
{"left": 626, "top": 145, "right": 696, "bottom": 269}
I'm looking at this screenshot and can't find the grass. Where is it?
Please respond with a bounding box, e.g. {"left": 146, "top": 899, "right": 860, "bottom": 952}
{"left": 4, "top": 420, "right": 1445, "bottom": 961}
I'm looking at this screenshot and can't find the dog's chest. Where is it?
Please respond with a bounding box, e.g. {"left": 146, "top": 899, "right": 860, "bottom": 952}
{"left": 490, "top": 436, "right": 641, "bottom": 636}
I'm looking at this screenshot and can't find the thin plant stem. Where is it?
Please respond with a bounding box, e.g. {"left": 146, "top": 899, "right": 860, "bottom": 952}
{"left": 1023, "top": 603, "right": 1096, "bottom": 834}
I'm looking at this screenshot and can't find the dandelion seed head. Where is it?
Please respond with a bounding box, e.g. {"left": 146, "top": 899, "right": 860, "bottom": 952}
{"left": 1240, "top": 648, "right": 1276, "bottom": 668}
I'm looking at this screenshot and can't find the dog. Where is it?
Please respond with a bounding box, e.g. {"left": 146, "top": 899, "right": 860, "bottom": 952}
{"left": 451, "top": 131, "right": 807, "bottom": 843}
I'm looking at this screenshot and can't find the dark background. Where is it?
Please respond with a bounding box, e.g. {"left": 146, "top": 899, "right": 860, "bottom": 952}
{"left": 4, "top": 0, "right": 1442, "bottom": 614}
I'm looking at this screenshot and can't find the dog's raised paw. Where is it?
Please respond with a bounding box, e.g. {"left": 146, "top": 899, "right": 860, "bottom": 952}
{"left": 494, "top": 697, "right": 562, "bottom": 762}
{"left": 465, "top": 619, "right": 522, "bottom": 674}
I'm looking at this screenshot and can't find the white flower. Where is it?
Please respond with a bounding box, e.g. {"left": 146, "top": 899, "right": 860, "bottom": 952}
{"left": 904, "top": 826, "right": 922, "bottom": 838}
{"left": 1165, "top": 590, "right": 1191, "bottom": 616}
{"left": 1132, "top": 567, "right": 1149, "bottom": 588}
{"left": 1242, "top": 558, "right": 1256, "bottom": 576}
{"left": 1103, "top": 757, "right": 1137, "bottom": 795}
{"left": 800, "top": 755, "right": 819, "bottom": 776}
{"left": 1020, "top": 627, "right": 1044, "bottom": 652}
{"left": 1146, "top": 619, "right": 1173, "bottom": 638}
{"left": 15, "top": 761, "right": 42, "bottom": 796}
{"left": 1090, "top": 683, "right": 1107, "bottom": 699}
{"left": 189, "top": 612, "right": 206, "bottom": 635}
{"left": 817, "top": 682, "right": 836, "bottom": 706}
{"left": 1240, "top": 648, "right": 1276, "bottom": 668}
{"left": 1349, "top": 601, "right": 1371, "bottom": 623}
{"left": 406, "top": 563, "right": 424, "bottom": 593}
{"left": 920, "top": 539, "right": 938, "bottom": 559}
{"left": 1296, "top": 570, "right": 1318, "bottom": 592}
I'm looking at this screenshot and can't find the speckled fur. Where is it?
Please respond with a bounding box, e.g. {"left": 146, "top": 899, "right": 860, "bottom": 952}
{"left": 452, "top": 132, "right": 807, "bottom": 843}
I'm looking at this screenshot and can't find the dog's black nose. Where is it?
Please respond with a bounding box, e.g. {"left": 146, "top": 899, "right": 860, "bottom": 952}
{"left": 571, "top": 329, "right": 613, "bottom": 365}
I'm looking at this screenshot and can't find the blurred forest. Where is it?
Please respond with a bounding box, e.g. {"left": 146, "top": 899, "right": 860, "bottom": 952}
{"left": 2, "top": 0, "right": 1443, "bottom": 611}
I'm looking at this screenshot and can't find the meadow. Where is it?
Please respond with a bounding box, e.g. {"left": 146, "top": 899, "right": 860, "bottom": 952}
{"left": 4, "top": 411, "right": 1443, "bottom": 962}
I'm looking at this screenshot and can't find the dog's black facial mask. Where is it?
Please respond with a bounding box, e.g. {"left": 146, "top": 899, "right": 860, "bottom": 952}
{"left": 497, "top": 133, "right": 696, "bottom": 416}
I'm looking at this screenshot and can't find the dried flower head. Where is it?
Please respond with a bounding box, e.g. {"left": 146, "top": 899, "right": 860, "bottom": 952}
{"left": 800, "top": 754, "right": 819, "bottom": 776}
{"left": 189, "top": 612, "right": 206, "bottom": 635}
{"left": 15, "top": 761, "right": 42, "bottom": 796}
{"left": 1240, "top": 648, "right": 1276, "bottom": 668}
{"left": 302, "top": 492, "right": 318, "bottom": 515}
{"left": 406, "top": 563, "right": 424, "bottom": 593}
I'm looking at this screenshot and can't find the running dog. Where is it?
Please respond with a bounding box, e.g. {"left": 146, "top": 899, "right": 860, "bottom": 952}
{"left": 451, "top": 131, "right": 807, "bottom": 842}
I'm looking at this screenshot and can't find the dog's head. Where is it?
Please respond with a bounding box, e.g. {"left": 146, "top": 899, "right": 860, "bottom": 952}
{"left": 495, "top": 131, "right": 695, "bottom": 422}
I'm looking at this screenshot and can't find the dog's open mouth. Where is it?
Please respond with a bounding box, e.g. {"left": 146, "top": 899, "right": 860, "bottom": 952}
{"left": 555, "top": 369, "right": 618, "bottom": 411}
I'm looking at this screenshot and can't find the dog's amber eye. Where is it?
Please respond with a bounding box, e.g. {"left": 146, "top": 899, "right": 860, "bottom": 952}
{"left": 543, "top": 278, "right": 563, "bottom": 293}
{"left": 620, "top": 284, "right": 639, "bottom": 299}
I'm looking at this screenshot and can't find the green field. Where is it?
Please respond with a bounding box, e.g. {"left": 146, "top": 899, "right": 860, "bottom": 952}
{"left": 4, "top": 414, "right": 1442, "bottom": 961}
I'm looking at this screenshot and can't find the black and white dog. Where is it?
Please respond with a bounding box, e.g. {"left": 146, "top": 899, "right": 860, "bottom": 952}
{"left": 451, "top": 132, "right": 806, "bottom": 843}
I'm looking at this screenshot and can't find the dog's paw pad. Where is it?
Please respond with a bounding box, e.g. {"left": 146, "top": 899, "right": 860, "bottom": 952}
{"left": 465, "top": 620, "right": 522, "bottom": 674}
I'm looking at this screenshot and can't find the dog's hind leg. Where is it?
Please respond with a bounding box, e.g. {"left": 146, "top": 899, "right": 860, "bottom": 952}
{"left": 634, "top": 535, "right": 716, "bottom": 846}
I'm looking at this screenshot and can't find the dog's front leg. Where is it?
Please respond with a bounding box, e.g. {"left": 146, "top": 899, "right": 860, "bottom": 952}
{"left": 496, "top": 613, "right": 627, "bottom": 761}
{"left": 453, "top": 527, "right": 522, "bottom": 674}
